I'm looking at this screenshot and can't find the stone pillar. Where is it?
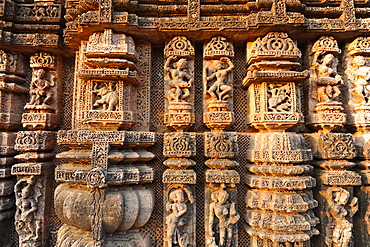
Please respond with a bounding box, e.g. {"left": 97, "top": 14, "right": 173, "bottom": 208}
{"left": 306, "top": 36, "right": 361, "bottom": 247}
{"left": 242, "top": 32, "right": 319, "bottom": 246}
{"left": 10, "top": 52, "right": 59, "bottom": 247}
{"left": 0, "top": 49, "right": 28, "bottom": 247}
{"left": 346, "top": 36, "right": 370, "bottom": 246}
{"left": 163, "top": 36, "right": 197, "bottom": 247}
{"left": 54, "top": 29, "right": 156, "bottom": 247}
{"left": 203, "top": 36, "right": 240, "bottom": 247}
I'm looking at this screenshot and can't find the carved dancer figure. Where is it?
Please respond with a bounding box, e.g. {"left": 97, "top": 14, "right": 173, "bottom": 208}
{"left": 164, "top": 56, "right": 193, "bottom": 103}
{"left": 326, "top": 188, "right": 358, "bottom": 247}
{"left": 27, "top": 68, "right": 55, "bottom": 106}
{"left": 15, "top": 176, "right": 42, "bottom": 243}
{"left": 93, "top": 82, "right": 119, "bottom": 111}
{"left": 165, "top": 186, "right": 194, "bottom": 247}
{"left": 208, "top": 189, "right": 240, "bottom": 247}
{"left": 267, "top": 84, "right": 291, "bottom": 112}
{"left": 205, "top": 57, "right": 234, "bottom": 102}
{"left": 351, "top": 56, "right": 370, "bottom": 105}
{"left": 311, "top": 52, "right": 343, "bottom": 102}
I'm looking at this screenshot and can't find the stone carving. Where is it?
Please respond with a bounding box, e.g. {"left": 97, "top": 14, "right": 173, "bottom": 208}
{"left": 165, "top": 56, "right": 193, "bottom": 103}
{"left": 164, "top": 36, "right": 195, "bottom": 131}
{"left": 350, "top": 56, "right": 370, "bottom": 105}
{"left": 165, "top": 186, "right": 194, "bottom": 247}
{"left": 92, "top": 82, "right": 119, "bottom": 111}
{"left": 23, "top": 52, "right": 60, "bottom": 130}
{"left": 243, "top": 32, "right": 307, "bottom": 131}
{"left": 14, "top": 176, "right": 43, "bottom": 246}
{"left": 325, "top": 188, "right": 358, "bottom": 247}
{"left": 243, "top": 33, "right": 318, "bottom": 246}
{"left": 207, "top": 189, "right": 239, "bottom": 247}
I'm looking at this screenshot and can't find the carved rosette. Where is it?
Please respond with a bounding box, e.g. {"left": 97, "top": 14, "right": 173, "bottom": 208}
{"left": 164, "top": 36, "right": 195, "bottom": 131}
{"left": 243, "top": 32, "right": 318, "bottom": 246}
{"left": 307, "top": 36, "right": 346, "bottom": 131}
{"left": 22, "top": 52, "right": 60, "bottom": 130}
{"left": 75, "top": 29, "right": 138, "bottom": 130}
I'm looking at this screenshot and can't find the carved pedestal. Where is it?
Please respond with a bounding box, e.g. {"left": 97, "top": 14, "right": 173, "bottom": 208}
{"left": 243, "top": 32, "right": 318, "bottom": 246}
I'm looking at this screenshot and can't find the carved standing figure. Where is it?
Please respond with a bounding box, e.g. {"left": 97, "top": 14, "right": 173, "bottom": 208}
{"left": 326, "top": 188, "right": 358, "bottom": 247}
{"left": 351, "top": 56, "right": 370, "bottom": 105}
{"left": 208, "top": 189, "right": 240, "bottom": 247}
{"left": 27, "top": 68, "right": 55, "bottom": 106}
{"left": 15, "top": 176, "right": 42, "bottom": 244}
{"left": 165, "top": 186, "right": 194, "bottom": 247}
{"left": 164, "top": 56, "right": 193, "bottom": 103}
{"left": 311, "top": 52, "right": 343, "bottom": 102}
{"left": 93, "top": 82, "right": 119, "bottom": 111}
{"left": 205, "top": 57, "right": 234, "bottom": 102}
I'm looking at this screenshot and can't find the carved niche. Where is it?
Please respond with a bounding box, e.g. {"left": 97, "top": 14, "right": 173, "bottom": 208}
{"left": 307, "top": 36, "right": 346, "bottom": 131}
{"left": 22, "top": 52, "right": 60, "bottom": 130}
{"left": 203, "top": 36, "right": 235, "bottom": 130}
{"left": 74, "top": 29, "right": 139, "bottom": 130}
{"left": 164, "top": 36, "right": 195, "bottom": 131}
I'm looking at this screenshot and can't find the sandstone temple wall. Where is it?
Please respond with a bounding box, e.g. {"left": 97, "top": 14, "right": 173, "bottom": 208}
{"left": 2, "top": 0, "right": 370, "bottom": 246}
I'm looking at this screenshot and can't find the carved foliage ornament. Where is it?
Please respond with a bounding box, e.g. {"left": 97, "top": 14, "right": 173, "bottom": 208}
{"left": 349, "top": 37, "right": 370, "bottom": 56}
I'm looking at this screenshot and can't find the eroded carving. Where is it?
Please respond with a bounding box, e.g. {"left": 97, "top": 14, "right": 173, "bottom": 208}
{"left": 325, "top": 188, "right": 358, "bottom": 247}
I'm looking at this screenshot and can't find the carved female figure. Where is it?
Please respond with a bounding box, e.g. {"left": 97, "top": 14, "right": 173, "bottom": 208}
{"left": 92, "top": 82, "right": 119, "bottom": 111}
{"left": 351, "top": 56, "right": 370, "bottom": 105}
{"left": 208, "top": 189, "right": 239, "bottom": 247}
{"left": 327, "top": 188, "right": 358, "bottom": 247}
{"left": 205, "top": 57, "right": 234, "bottom": 102}
{"left": 311, "top": 52, "right": 343, "bottom": 102}
{"left": 164, "top": 55, "right": 193, "bottom": 103}
{"left": 165, "top": 187, "right": 194, "bottom": 247}
{"left": 15, "top": 176, "right": 42, "bottom": 243}
{"left": 28, "top": 68, "right": 55, "bottom": 106}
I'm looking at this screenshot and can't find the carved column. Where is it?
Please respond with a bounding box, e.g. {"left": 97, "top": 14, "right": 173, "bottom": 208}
{"left": 346, "top": 36, "right": 370, "bottom": 246}
{"left": 163, "top": 36, "right": 196, "bottom": 247}
{"left": 54, "top": 29, "right": 156, "bottom": 246}
{"left": 0, "top": 49, "right": 28, "bottom": 247}
{"left": 242, "top": 32, "right": 319, "bottom": 246}
{"left": 305, "top": 36, "right": 361, "bottom": 247}
{"left": 10, "top": 52, "right": 60, "bottom": 247}
{"left": 203, "top": 36, "right": 240, "bottom": 247}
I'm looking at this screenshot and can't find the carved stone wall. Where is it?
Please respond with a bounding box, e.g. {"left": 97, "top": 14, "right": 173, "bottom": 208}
{"left": 4, "top": 0, "right": 370, "bottom": 246}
